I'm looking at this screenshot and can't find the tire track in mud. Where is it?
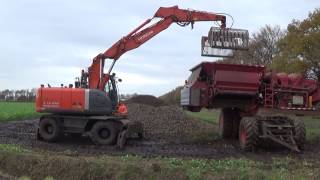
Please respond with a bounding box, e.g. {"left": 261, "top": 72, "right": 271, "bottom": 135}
{"left": 0, "top": 119, "right": 239, "bottom": 159}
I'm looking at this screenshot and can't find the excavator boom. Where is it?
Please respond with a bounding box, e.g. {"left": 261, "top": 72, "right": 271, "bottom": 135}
{"left": 87, "top": 6, "right": 247, "bottom": 91}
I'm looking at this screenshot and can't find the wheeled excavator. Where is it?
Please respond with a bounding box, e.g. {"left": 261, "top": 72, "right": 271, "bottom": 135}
{"left": 35, "top": 6, "right": 249, "bottom": 148}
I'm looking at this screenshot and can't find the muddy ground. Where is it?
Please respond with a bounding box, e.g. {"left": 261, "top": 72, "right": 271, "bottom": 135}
{"left": 1, "top": 117, "right": 320, "bottom": 162}
{"left": 1, "top": 95, "right": 320, "bottom": 161}
{"left": 0, "top": 118, "right": 233, "bottom": 159}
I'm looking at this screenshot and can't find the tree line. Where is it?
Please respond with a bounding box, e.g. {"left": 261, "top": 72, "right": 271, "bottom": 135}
{"left": 0, "top": 89, "right": 37, "bottom": 102}
{"left": 0, "top": 88, "right": 138, "bottom": 102}
{"left": 224, "top": 8, "right": 320, "bottom": 81}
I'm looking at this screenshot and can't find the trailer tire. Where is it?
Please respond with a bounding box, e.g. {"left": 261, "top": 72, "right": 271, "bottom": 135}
{"left": 219, "top": 108, "right": 234, "bottom": 138}
{"left": 232, "top": 110, "right": 241, "bottom": 138}
{"left": 293, "top": 117, "right": 306, "bottom": 150}
{"left": 39, "top": 117, "right": 62, "bottom": 142}
{"left": 239, "top": 117, "right": 258, "bottom": 151}
{"left": 90, "top": 121, "right": 119, "bottom": 145}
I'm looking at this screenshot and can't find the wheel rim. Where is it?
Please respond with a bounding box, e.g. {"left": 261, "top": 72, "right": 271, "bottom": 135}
{"left": 219, "top": 115, "right": 224, "bottom": 130}
{"left": 99, "top": 128, "right": 111, "bottom": 139}
{"left": 45, "top": 124, "right": 54, "bottom": 134}
{"left": 240, "top": 126, "right": 247, "bottom": 145}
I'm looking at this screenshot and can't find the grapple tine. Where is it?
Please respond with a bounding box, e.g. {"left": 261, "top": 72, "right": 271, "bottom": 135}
{"left": 201, "top": 36, "right": 234, "bottom": 58}
{"left": 201, "top": 27, "right": 249, "bottom": 58}
{"left": 208, "top": 27, "right": 249, "bottom": 50}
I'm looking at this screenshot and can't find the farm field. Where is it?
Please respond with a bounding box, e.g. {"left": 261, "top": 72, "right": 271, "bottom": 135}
{"left": 0, "top": 102, "right": 40, "bottom": 122}
{"left": 0, "top": 102, "right": 320, "bottom": 179}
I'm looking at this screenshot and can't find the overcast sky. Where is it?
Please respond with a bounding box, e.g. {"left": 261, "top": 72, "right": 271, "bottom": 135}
{"left": 0, "top": 0, "right": 319, "bottom": 96}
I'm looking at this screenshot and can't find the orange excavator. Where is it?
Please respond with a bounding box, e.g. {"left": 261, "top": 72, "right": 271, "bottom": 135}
{"left": 35, "top": 6, "right": 249, "bottom": 147}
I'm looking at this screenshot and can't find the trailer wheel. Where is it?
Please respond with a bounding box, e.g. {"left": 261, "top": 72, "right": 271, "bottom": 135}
{"left": 90, "top": 121, "right": 119, "bottom": 145}
{"left": 239, "top": 117, "right": 258, "bottom": 151}
{"left": 293, "top": 117, "right": 306, "bottom": 150}
{"left": 39, "top": 117, "right": 62, "bottom": 142}
{"left": 219, "top": 108, "right": 234, "bottom": 138}
{"left": 232, "top": 116, "right": 241, "bottom": 138}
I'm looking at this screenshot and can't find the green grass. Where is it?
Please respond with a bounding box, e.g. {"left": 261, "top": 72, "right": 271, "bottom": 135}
{"left": 304, "top": 116, "right": 320, "bottom": 142}
{"left": 183, "top": 109, "right": 220, "bottom": 143}
{"left": 0, "top": 102, "right": 40, "bottom": 122}
{"left": 0, "top": 144, "right": 31, "bottom": 153}
{"left": 0, "top": 144, "right": 319, "bottom": 180}
{"left": 186, "top": 109, "right": 219, "bottom": 125}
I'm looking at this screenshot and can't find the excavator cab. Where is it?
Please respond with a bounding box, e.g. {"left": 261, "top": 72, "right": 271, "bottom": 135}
{"left": 201, "top": 27, "right": 249, "bottom": 58}
{"left": 105, "top": 73, "right": 119, "bottom": 111}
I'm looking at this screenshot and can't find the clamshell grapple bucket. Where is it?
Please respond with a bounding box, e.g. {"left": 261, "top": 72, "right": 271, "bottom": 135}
{"left": 201, "top": 27, "right": 249, "bottom": 57}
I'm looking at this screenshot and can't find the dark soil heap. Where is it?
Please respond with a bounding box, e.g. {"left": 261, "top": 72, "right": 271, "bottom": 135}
{"left": 127, "top": 103, "right": 215, "bottom": 142}
{"left": 125, "top": 95, "right": 166, "bottom": 107}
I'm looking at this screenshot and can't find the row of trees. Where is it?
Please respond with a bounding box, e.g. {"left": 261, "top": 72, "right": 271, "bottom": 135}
{"left": 224, "top": 8, "right": 320, "bottom": 81}
{"left": 159, "top": 86, "right": 182, "bottom": 105}
{"left": 0, "top": 89, "right": 37, "bottom": 102}
{"left": 0, "top": 89, "right": 137, "bottom": 102}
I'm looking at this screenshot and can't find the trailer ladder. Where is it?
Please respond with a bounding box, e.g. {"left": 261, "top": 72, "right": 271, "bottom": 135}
{"left": 264, "top": 83, "right": 274, "bottom": 108}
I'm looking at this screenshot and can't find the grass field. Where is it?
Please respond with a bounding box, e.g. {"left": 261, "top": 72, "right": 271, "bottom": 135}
{"left": 0, "top": 102, "right": 40, "bottom": 122}
{"left": 186, "top": 109, "right": 220, "bottom": 125}
{"left": 0, "top": 143, "right": 319, "bottom": 180}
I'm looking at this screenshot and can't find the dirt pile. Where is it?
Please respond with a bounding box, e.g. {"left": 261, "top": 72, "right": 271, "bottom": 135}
{"left": 125, "top": 95, "right": 215, "bottom": 142}
{"left": 125, "top": 95, "right": 166, "bottom": 107}
{"left": 127, "top": 103, "right": 215, "bottom": 142}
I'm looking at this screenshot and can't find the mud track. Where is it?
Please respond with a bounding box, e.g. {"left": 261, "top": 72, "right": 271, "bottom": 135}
{"left": 1, "top": 119, "right": 320, "bottom": 161}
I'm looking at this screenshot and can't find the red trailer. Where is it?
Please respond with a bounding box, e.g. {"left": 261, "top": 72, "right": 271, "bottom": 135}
{"left": 181, "top": 62, "right": 320, "bottom": 152}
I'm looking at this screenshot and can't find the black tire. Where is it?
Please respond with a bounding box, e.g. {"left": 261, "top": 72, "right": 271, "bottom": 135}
{"left": 219, "top": 108, "right": 239, "bottom": 138}
{"left": 239, "top": 117, "right": 258, "bottom": 151}
{"left": 293, "top": 117, "right": 306, "bottom": 150}
{"left": 90, "top": 121, "right": 119, "bottom": 145}
{"left": 39, "top": 117, "right": 62, "bottom": 142}
{"left": 117, "top": 130, "right": 127, "bottom": 150}
{"left": 232, "top": 116, "right": 241, "bottom": 138}
{"left": 313, "top": 101, "right": 320, "bottom": 110}
{"left": 137, "top": 132, "right": 143, "bottom": 139}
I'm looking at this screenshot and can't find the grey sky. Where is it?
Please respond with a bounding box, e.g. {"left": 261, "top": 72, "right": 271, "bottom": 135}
{"left": 0, "top": 0, "right": 319, "bottom": 96}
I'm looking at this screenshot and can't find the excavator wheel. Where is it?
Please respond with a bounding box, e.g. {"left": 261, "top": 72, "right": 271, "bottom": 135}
{"left": 39, "top": 117, "right": 62, "bottom": 142}
{"left": 292, "top": 117, "right": 306, "bottom": 150}
{"left": 90, "top": 121, "right": 119, "bottom": 145}
{"left": 219, "top": 108, "right": 239, "bottom": 138}
{"left": 239, "top": 117, "right": 258, "bottom": 151}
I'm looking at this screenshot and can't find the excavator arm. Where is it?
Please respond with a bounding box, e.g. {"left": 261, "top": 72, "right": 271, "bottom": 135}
{"left": 85, "top": 6, "right": 234, "bottom": 90}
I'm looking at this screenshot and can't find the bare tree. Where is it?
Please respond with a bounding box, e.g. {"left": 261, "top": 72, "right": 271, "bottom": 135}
{"left": 224, "top": 25, "right": 285, "bottom": 66}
